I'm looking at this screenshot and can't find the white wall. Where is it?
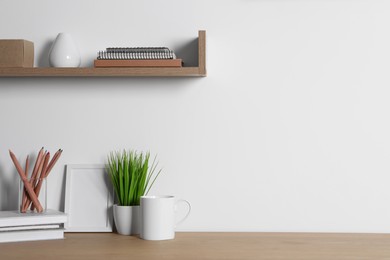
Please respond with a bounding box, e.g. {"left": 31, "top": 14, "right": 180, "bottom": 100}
{"left": 1, "top": 0, "right": 390, "bottom": 232}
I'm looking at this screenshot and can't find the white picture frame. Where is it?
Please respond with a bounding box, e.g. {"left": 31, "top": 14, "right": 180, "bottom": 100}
{"left": 64, "top": 164, "right": 113, "bottom": 232}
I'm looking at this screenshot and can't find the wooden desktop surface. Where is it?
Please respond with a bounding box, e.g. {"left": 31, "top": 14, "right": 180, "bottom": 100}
{"left": 1, "top": 232, "right": 390, "bottom": 259}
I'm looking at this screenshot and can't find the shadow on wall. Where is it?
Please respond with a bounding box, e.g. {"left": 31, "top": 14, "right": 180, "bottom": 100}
{"left": 37, "top": 40, "right": 54, "bottom": 67}
{"left": 36, "top": 38, "right": 199, "bottom": 68}
{"left": 174, "top": 38, "right": 198, "bottom": 67}
{"left": 0, "top": 165, "right": 19, "bottom": 211}
{"left": 58, "top": 166, "right": 67, "bottom": 212}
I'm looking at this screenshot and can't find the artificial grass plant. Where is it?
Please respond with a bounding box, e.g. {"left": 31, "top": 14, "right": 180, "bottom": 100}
{"left": 107, "top": 150, "right": 161, "bottom": 206}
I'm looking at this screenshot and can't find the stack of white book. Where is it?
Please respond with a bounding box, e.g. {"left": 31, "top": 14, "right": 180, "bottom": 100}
{"left": 0, "top": 209, "right": 67, "bottom": 243}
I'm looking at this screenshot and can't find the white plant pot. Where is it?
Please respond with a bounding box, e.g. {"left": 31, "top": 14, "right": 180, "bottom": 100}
{"left": 113, "top": 205, "right": 140, "bottom": 235}
{"left": 49, "top": 33, "right": 81, "bottom": 67}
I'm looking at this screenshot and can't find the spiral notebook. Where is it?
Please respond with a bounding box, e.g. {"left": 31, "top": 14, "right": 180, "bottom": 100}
{"left": 97, "top": 47, "right": 177, "bottom": 60}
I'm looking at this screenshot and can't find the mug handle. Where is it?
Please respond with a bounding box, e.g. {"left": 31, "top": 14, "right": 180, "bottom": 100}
{"left": 175, "top": 199, "right": 191, "bottom": 227}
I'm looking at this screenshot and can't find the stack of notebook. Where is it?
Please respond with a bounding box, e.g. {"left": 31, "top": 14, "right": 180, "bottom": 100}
{"left": 94, "top": 47, "right": 182, "bottom": 68}
{"left": 0, "top": 209, "right": 67, "bottom": 243}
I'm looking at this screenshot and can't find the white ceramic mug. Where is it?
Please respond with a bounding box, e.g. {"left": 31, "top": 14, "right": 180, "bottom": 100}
{"left": 140, "top": 195, "right": 191, "bottom": 240}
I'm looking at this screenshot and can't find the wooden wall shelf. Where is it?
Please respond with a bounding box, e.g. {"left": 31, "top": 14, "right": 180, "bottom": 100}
{"left": 0, "top": 31, "right": 206, "bottom": 77}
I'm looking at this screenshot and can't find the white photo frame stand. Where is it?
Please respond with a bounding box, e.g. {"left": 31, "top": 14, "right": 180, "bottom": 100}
{"left": 64, "top": 164, "right": 113, "bottom": 232}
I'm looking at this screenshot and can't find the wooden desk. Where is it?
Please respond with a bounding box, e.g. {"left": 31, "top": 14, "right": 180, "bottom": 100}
{"left": 1, "top": 232, "right": 390, "bottom": 259}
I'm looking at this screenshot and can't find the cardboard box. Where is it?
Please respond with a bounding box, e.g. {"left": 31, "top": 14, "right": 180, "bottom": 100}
{"left": 0, "top": 40, "right": 34, "bottom": 67}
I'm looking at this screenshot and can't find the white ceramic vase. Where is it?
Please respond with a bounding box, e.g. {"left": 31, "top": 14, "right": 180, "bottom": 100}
{"left": 113, "top": 205, "right": 141, "bottom": 235}
{"left": 49, "top": 33, "right": 81, "bottom": 67}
